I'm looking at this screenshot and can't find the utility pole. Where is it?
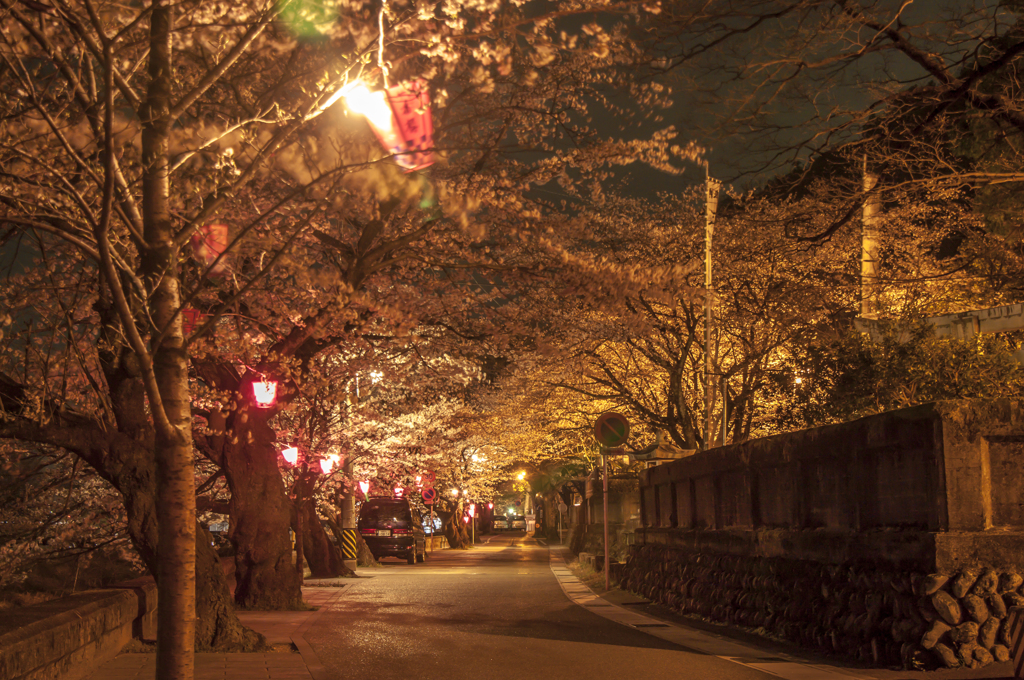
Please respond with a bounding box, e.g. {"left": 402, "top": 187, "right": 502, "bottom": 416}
{"left": 705, "top": 172, "right": 722, "bottom": 449}
{"left": 341, "top": 458, "right": 356, "bottom": 571}
{"left": 341, "top": 378, "right": 360, "bottom": 572}
{"left": 862, "top": 155, "right": 881, "bottom": 320}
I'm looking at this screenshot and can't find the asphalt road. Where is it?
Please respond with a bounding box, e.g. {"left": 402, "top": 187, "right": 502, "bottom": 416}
{"left": 304, "top": 532, "right": 777, "bottom": 680}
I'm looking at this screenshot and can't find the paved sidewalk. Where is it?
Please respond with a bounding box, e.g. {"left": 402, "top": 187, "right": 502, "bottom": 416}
{"left": 85, "top": 586, "right": 348, "bottom": 680}
{"left": 549, "top": 546, "right": 1017, "bottom": 680}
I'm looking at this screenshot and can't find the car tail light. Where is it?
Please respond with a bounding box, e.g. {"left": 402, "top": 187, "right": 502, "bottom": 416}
{"left": 393, "top": 528, "right": 410, "bottom": 535}
{"left": 359, "top": 529, "right": 375, "bottom": 535}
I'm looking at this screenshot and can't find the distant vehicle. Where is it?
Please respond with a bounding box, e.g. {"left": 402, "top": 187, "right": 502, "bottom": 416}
{"left": 358, "top": 497, "right": 426, "bottom": 564}
{"left": 422, "top": 514, "right": 443, "bottom": 534}
{"left": 492, "top": 517, "right": 508, "bottom": 531}
{"left": 510, "top": 515, "right": 526, "bottom": 530}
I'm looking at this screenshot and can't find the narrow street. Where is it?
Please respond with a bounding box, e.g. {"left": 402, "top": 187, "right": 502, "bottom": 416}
{"left": 304, "top": 533, "right": 786, "bottom": 680}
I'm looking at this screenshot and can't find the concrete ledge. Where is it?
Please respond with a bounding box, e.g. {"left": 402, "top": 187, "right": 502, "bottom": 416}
{"left": 0, "top": 582, "right": 157, "bottom": 680}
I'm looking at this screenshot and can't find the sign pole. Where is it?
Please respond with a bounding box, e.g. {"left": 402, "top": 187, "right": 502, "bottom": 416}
{"left": 430, "top": 506, "right": 434, "bottom": 554}
{"left": 603, "top": 450, "right": 610, "bottom": 591}
{"left": 593, "top": 412, "right": 630, "bottom": 593}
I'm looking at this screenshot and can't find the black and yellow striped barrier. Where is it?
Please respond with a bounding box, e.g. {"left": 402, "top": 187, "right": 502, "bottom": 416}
{"left": 340, "top": 528, "right": 358, "bottom": 560}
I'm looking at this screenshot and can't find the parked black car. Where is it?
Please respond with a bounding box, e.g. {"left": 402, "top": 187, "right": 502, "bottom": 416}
{"left": 358, "top": 497, "right": 427, "bottom": 564}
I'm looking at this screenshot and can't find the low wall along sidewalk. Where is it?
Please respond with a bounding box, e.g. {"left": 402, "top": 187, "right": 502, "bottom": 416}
{"left": 629, "top": 399, "right": 1024, "bottom": 671}
{"left": 0, "top": 581, "right": 156, "bottom": 680}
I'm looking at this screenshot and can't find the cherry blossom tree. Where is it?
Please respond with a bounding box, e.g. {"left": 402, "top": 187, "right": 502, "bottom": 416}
{"left": 0, "top": 6, "right": 697, "bottom": 672}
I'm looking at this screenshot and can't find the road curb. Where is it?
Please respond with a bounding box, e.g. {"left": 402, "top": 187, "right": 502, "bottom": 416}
{"left": 547, "top": 546, "right": 867, "bottom": 680}
{"left": 293, "top": 588, "right": 347, "bottom": 680}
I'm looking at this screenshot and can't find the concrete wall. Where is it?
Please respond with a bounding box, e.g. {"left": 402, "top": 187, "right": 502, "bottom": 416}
{"left": 0, "top": 582, "right": 156, "bottom": 680}
{"left": 639, "top": 400, "right": 1024, "bottom": 571}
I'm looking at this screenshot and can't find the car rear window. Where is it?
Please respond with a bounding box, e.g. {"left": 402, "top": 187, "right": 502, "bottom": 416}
{"left": 359, "top": 501, "right": 411, "bottom": 528}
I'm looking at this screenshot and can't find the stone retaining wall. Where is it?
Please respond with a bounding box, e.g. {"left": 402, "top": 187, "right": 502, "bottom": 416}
{"left": 639, "top": 400, "right": 1024, "bottom": 571}
{"left": 622, "top": 544, "right": 1022, "bottom": 670}
{"left": 0, "top": 582, "right": 156, "bottom": 680}
{"left": 629, "top": 400, "right": 1024, "bottom": 669}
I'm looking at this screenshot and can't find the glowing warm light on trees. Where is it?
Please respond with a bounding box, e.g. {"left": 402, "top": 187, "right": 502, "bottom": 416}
{"left": 468, "top": 503, "right": 476, "bottom": 518}
{"left": 393, "top": 486, "right": 405, "bottom": 497}
{"left": 415, "top": 475, "right": 422, "bottom": 487}
{"left": 281, "top": 447, "right": 299, "bottom": 465}
{"left": 252, "top": 380, "right": 278, "bottom": 408}
{"left": 342, "top": 82, "right": 392, "bottom": 129}
{"left": 516, "top": 471, "right": 526, "bottom": 480}
{"left": 487, "top": 503, "right": 493, "bottom": 510}
{"left": 450, "top": 489, "right": 459, "bottom": 496}
{"left": 462, "top": 516, "right": 470, "bottom": 523}
{"left": 340, "top": 80, "right": 435, "bottom": 172}
{"left": 358, "top": 481, "right": 370, "bottom": 496}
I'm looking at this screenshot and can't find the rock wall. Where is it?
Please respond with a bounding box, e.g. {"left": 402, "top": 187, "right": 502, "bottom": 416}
{"left": 622, "top": 544, "right": 1024, "bottom": 670}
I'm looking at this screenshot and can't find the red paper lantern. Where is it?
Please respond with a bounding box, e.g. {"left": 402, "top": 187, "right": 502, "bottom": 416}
{"left": 345, "top": 80, "right": 434, "bottom": 172}
{"left": 281, "top": 446, "right": 299, "bottom": 465}
{"left": 358, "top": 480, "right": 370, "bottom": 496}
{"left": 181, "top": 307, "right": 203, "bottom": 335}
{"left": 252, "top": 379, "right": 277, "bottom": 408}
{"left": 191, "top": 223, "right": 230, "bottom": 275}
{"left": 468, "top": 503, "right": 476, "bottom": 518}
{"left": 320, "top": 454, "right": 340, "bottom": 475}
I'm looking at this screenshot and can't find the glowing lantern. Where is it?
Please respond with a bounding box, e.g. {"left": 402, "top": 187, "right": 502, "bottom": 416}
{"left": 252, "top": 379, "right": 277, "bottom": 408}
{"left": 358, "top": 480, "right": 370, "bottom": 496}
{"left": 462, "top": 516, "right": 470, "bottom": 523}
{"left": 320, "top": 453, "right": 340, "bottom": 475}
{"left": 394, "top": 486, "right": 405, "bottom": 498}
{"left": 487, "top": 502, "right": 493, "bottom": 510}
{"left": 415, "top": 475, "right": 422, "bottom": 487}
{"left": 281, "top": 447, "right": 299, "bottom": 465}
{"left": 190, "top": 223, "right": 230, "bottom": 275}
{"left": 343, "top": 80, "right": 434, "bottom": 172}
{"left": 181, "top": 307, "right": 203, "bottom": 335}
{"left": 450, "top": 489, "right": 459, "bottom": 497}
{"left": 468, "top": 503, "right": 476, "bottom": 518}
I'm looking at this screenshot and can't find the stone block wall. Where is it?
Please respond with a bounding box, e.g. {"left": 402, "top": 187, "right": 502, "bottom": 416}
{"left": 627, "top": 400, "right": 1024, "bottom": 669}
{"left": 621, "top": 544, "right": 1024, "bottom": 670}
{"left": 639, "top": 400, "right": 1024, "bottom": 571}
{"left": 0, "top": 583, "right": 157, "bottom": 680}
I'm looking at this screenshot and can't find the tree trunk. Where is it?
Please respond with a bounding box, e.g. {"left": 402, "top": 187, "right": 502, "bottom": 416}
{"left": 323, "top": 513, "right": 376, "bottom": 567}
{"left": 141, "top": 0, "right": 196, "bottom": 674}
{"left": 223, "top": 403, "right": 302, "bottom": 610}
{"left": 193, "top": 525, "right": 267, "bottom": 651}
{"left": 441, "top": 510, "right": 467, "bottom": 549}
{"left": 299, "top": 502, "right": 348, "bottom": 578}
